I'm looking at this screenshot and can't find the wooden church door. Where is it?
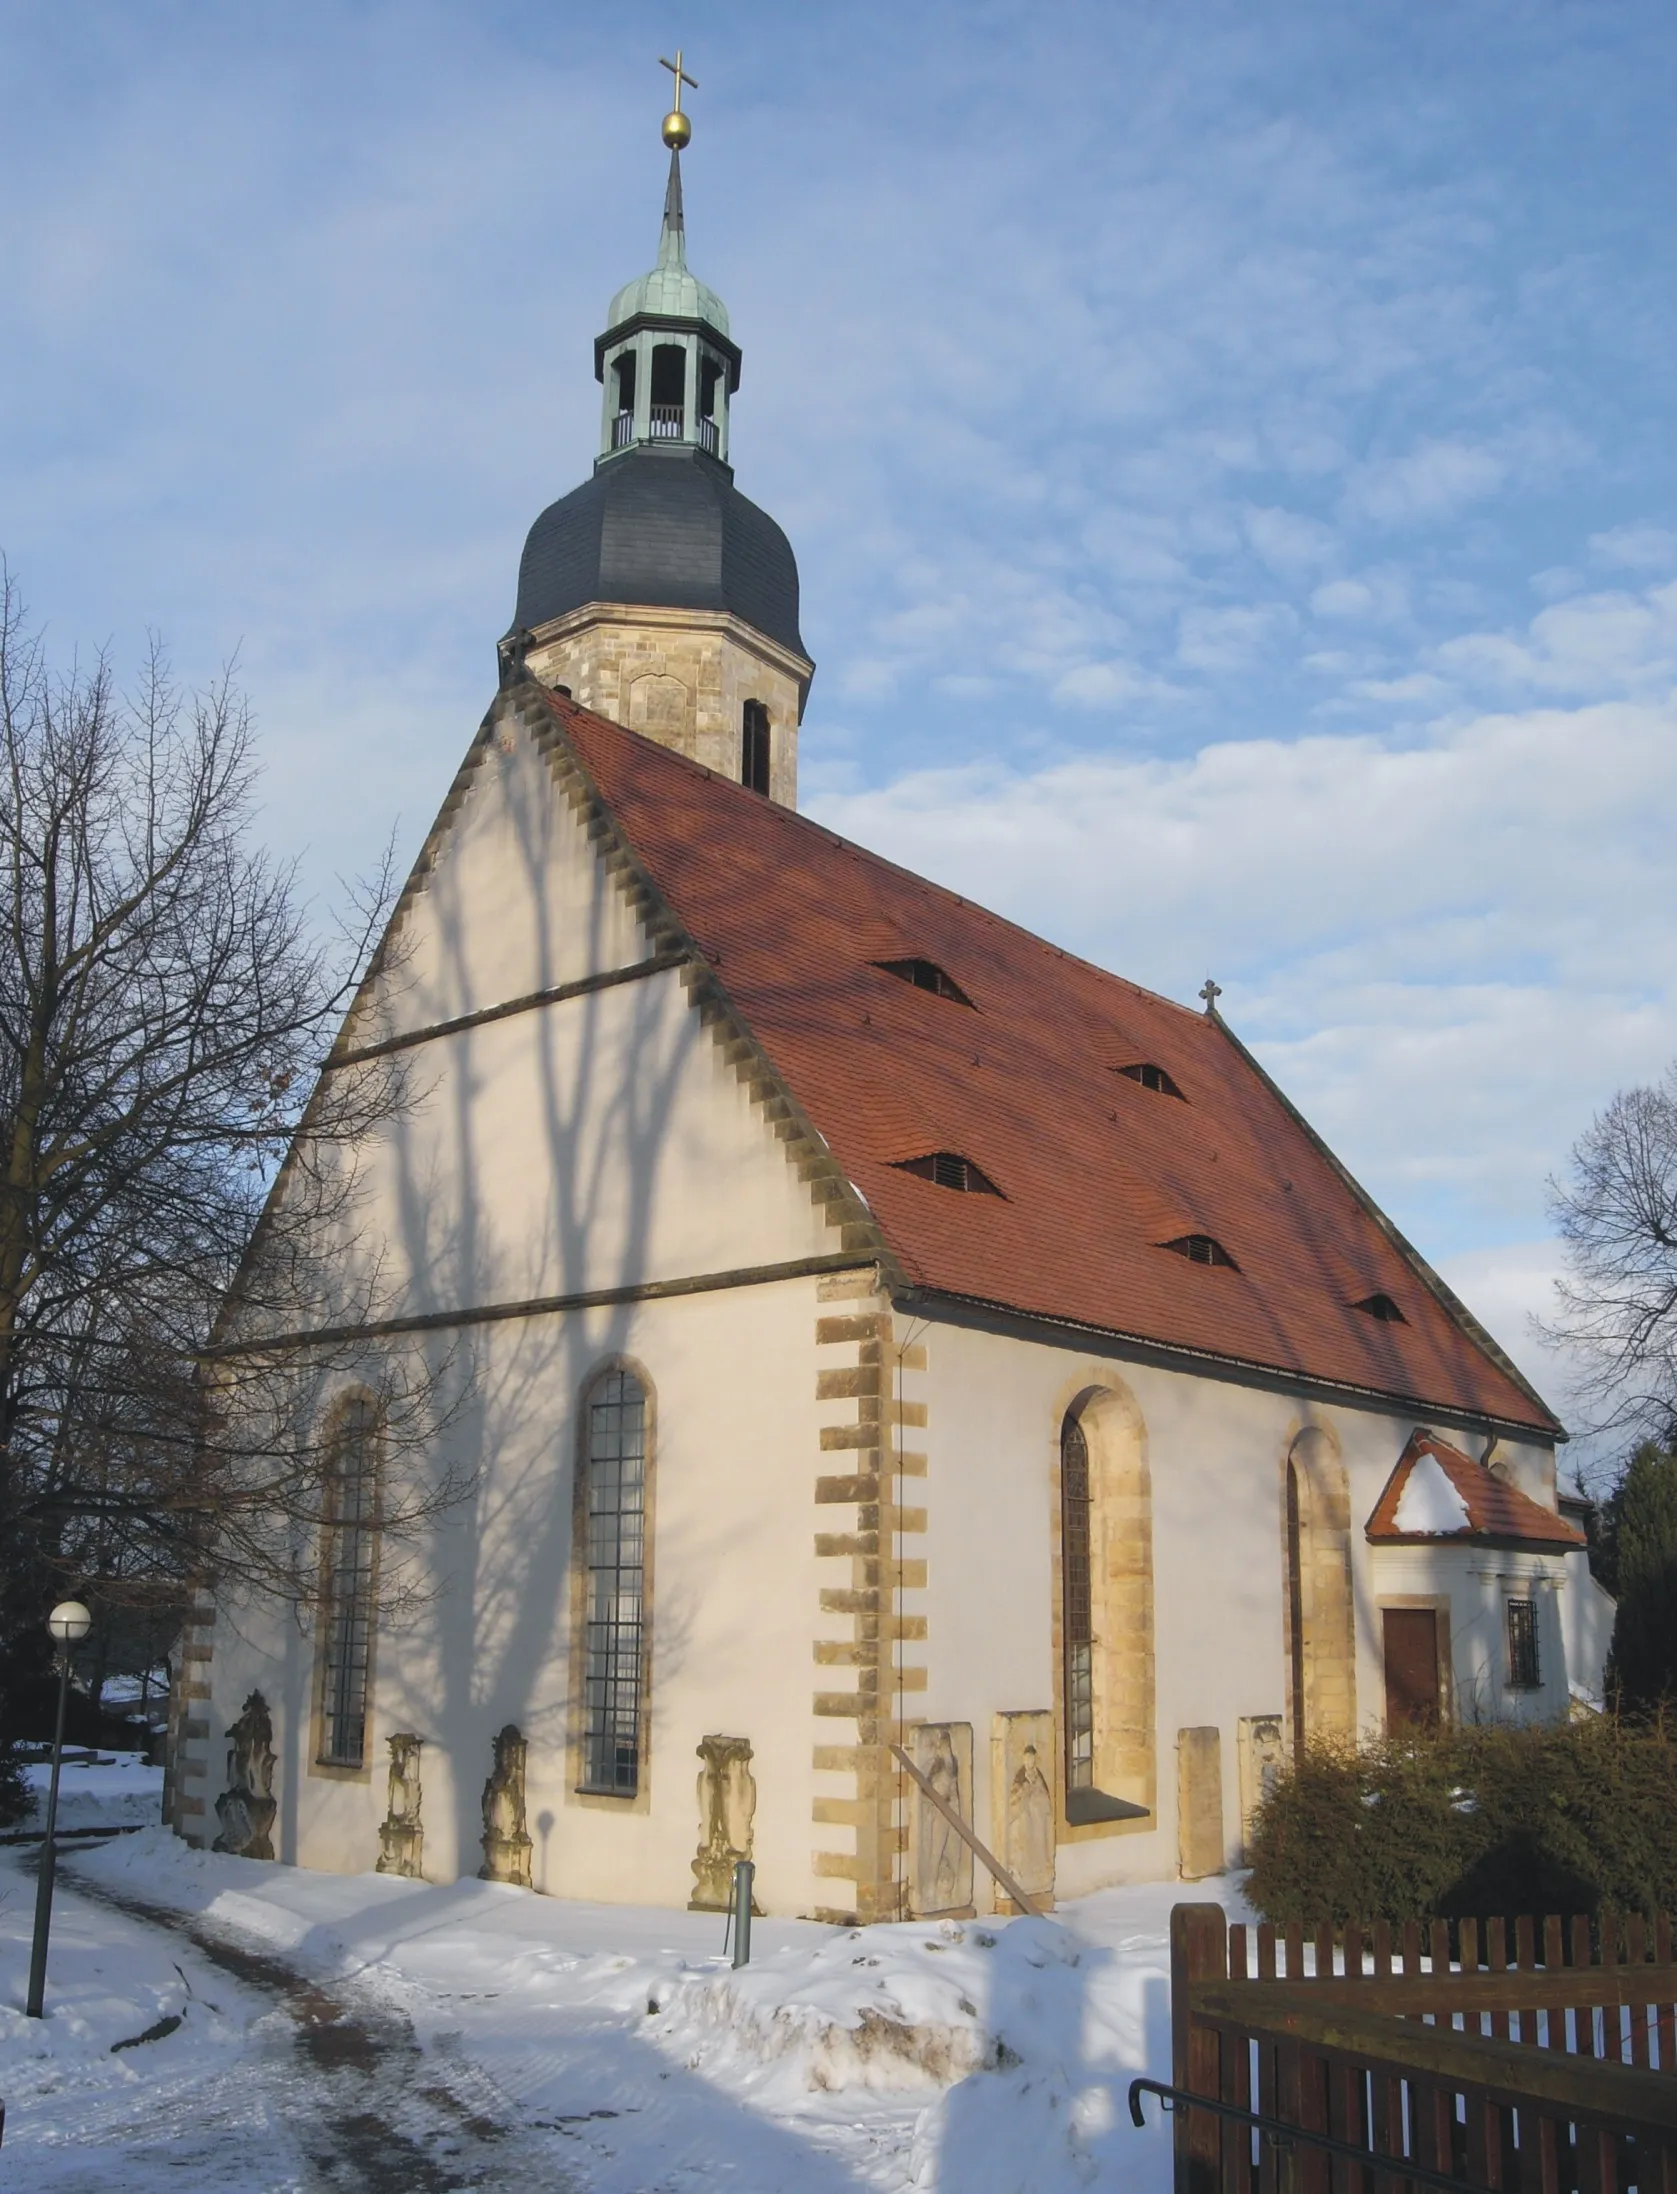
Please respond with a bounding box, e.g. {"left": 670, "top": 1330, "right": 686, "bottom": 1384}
{"left": 1382, "top": 1607, "right": 1441, "bottom": 1728}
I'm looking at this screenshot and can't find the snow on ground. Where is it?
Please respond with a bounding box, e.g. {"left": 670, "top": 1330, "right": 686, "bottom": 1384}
{"left": 0, "top": 1824, "right": 1256, "bottom": 2190}
{"left": 16, "top": 1751, "right": 165, "bottom": 1834}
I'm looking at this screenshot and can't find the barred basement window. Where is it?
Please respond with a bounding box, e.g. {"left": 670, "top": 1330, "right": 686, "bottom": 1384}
{"left": 873, "top": 958, "right": 975, "bottom": 1007}
{"left": 741, "top": 699, "right": 771, "bottom": 795}
{"left": 1061, "top": 1412, "right": 1095, "bottom": 1796}
{"left": 892, "top": 1151, "right": 1003, "bottom": 1195}
{"left": 1161, "top": 1233, "right": 1239, "bottom": 1269}
{"left": 1507, "top": 1598, "right": 1541, "bottom": 1691}
{"left": 318, "top": 1395, "right": 379, "bottom": 1769}
{"left": 1355, "top": 1293, "right": 1407, "bottom": 1324}
{"left": 1116, "top": 1062, "right": 1184, "bottom": 1099}
{"left": 581, "top": 1370, "right": 648, "bottom": 1796}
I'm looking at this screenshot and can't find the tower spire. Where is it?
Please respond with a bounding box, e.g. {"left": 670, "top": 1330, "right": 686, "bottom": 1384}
{"left": 658, "top": 147, "right": 686, "bottom": 270}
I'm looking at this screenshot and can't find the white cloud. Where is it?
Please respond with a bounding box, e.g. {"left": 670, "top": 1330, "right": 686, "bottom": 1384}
{"left": 1437, "top": 580, "right": 1677, "bottom": 696}
{"left": 1589, "top": 525, "right": 1677, "bottom": 572}
{"left": 1348, "top": 440, "right": 1506, "bottom": 526}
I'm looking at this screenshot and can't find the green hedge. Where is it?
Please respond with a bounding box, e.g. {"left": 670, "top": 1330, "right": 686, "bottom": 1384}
{"left": 1244, "top": 1717, "right": 1677, "bottom": 1928}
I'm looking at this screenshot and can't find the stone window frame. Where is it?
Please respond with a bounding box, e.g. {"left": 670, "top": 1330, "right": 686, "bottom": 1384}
{"left": 566, "top": 1354, "right": 658, "bottom": 1817}
{"left": 1280, "top": 1424, "right": 1357, "bottom": 1753}
{"left": 1046, "top": 1367, "right": 1157, "bottom": 1844}
{"left": 307, "top": 1386, "right": 384, "bottom": 1786}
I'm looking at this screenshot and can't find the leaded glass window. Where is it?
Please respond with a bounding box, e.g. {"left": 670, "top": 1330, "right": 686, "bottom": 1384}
{"left": 319, "top": 1396, "right": 378, "bottom": 1767}
{"left": 582, "top": 1371, "right": 647, "bottom": 1795}
{"left": 1062, "top": 1412, "right": 1094, "bottom": 1793}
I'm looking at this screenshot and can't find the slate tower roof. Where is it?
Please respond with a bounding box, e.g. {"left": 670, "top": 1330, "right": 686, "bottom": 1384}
{"left": 507, "top": 128, "right": 807, "bottom": 669}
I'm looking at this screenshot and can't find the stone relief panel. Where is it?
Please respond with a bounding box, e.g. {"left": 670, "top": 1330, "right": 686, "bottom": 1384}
{"left": 1237, "top": 1714, "right": 1286, "bottom": 1859}
{"left": 376, "top": 1732, "right": 425, "bottom": 1880}
{"left": 991, "top": 1710, "right": 1056, "bottom": 1911}
{"left": 479, "top": 1724, "right": 533, "bottom": 1888}
{"left": 908, "top": 1721, "right": 974, "bottom": 1919}
{"left": 690, "top": 1734, "right": 757, "bottom": 1911}
{"left": 1176, "top": 1725, "right": 1225, "bottom": 1882}
{"left": 212, "top": 1691, "right": 277, "bottom": 1860}
{"left": 628, "top": 671, "right": 695, "bottom": 755}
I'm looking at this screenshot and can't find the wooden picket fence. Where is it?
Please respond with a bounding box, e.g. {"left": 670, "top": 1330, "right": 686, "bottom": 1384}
{"left": 1162, "top": 1903, "right": 1677, "bottom": 2194}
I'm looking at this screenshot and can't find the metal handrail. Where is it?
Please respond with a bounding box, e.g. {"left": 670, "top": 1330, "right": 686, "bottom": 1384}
{"left": 1128, "top": 2078, "right": 1479, "bottom": 2194}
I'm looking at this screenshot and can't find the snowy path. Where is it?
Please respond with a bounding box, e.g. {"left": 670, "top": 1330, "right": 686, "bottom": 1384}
{"left": 0, "top": 1846, "right": 582, "bottom": 2189}
{"left": 3, "top": 1825, "right": 1254, "bottom": 2189}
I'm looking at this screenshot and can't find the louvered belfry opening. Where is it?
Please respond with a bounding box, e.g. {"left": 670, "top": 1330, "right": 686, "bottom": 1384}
{"left": 741, "top": 699, "right": 771, "bottom": 794}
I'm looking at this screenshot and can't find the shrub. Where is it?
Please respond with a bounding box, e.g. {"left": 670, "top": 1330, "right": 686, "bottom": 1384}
{"left": 1245, "top": 1716, "right": 1677, "bottom": 1928}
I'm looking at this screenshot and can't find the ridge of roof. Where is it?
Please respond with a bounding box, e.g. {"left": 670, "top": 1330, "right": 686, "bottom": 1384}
{"left": 536, "top": 685, "right": 1207, "bottom": 1033}
{"left": 1204, "top": 1010, "right": 1564, "bottom": 1440}
{"left": 1367, "top": 1429, "right": 1585, "bottom": 1549}
{"left": 541, "top": 687, "right": 1563, "bottom": 1437}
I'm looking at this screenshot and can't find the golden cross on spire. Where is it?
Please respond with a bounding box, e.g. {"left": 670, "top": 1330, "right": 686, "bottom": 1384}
{"left": 660, "top": 50, "right": 698, "bottom": 148}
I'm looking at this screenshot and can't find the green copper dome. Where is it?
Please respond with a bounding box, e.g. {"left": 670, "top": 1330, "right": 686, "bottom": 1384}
{"left": 604, "top": 151, "right": 730, "bottom": 339}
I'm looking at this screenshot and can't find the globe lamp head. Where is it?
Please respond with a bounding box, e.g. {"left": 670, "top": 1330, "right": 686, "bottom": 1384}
{"left": 48, "top": 1599, "right": 92, "bottom": 1645}
{"left": 661, "top": 108, "right": 691, "bottom": 151}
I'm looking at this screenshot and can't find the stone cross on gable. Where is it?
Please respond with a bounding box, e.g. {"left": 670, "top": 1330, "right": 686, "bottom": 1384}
{"left": 1199, "top": 979, "right": 1223, "bottom": 1016}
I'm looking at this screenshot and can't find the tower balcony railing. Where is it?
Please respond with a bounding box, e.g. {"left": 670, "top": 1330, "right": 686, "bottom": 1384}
{"left": 611, "top": 410, "right": 635, "bottom": 449}
{"left": 648, "top": 403, "right": 684, "bottom": 439}
{"left": 697, "top": 415, "right": 719, "bottom": 456}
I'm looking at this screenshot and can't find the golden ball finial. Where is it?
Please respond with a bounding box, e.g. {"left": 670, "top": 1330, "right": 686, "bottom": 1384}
{"left": 661, "top": 107, "right": 691, "bottom": 150}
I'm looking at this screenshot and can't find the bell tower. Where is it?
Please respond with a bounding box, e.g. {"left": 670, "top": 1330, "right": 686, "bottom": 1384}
{"left": 504, "top": 56, "right": 813, "bottom": 807}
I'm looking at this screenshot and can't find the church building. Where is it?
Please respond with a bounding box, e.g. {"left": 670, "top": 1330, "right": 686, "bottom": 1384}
{"left": 172, "top": 87, "right": 1613, "bottom": 1924}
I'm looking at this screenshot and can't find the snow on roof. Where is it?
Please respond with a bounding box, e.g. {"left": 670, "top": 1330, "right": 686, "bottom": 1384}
{"left": 1367, "top": 1430, "right": 1586, "bottom": 1549}
{"left": 1392, "top": 1452, "right": 1472, "bottom": 1535}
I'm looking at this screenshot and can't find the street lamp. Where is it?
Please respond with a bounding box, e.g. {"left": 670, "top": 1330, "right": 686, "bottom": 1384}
{"left": 25, "top": 1599, "right": 92, "bottom": 2020}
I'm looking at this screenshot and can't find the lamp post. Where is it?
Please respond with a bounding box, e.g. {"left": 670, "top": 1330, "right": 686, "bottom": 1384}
{"left": 25, "top": 1599, "right": 92, "bottom": 2019}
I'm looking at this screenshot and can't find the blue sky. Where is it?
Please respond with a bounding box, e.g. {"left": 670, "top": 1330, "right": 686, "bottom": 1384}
{"left": 3, "top": 1, "right": 1674, "bottom": 1439}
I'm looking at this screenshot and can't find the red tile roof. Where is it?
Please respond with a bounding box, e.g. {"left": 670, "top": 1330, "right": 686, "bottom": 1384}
{"left": 1366, "top": 1431, "right": 1584, "bottom": 1547}
{"left": 548, "top": 695, "right": 1560, "bottom": 1436}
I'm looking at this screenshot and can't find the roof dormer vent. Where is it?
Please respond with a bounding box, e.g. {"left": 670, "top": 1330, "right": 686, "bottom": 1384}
{"left": 1161, "top": 1233, "right": 1238, "bottom": 1270}
{"left": 1355, "top": 1292, "right": 1407, "bottom": 1324}
{"left": 1116, "top": 1062, "right": 1185, "bottom": 1099}
{"left": 892, "top": 1152, "right": 1002, "bottom": 1196}
{"left": 874, "top": 959, "right": 974, "bottom": 1007}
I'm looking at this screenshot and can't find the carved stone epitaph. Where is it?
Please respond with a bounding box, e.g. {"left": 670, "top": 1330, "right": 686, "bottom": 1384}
{"left": 1237, "top": 1714, "right": 1286, "bottom": 1858}
{"left": 909, "top": 1721, "right": 974, "bottom": 1919}
{"left": 991, "top": 1710, "right": 1056, "bottom": 1911}
{"left": 1177, "top": 1725, "right": 1225, "bottom": 1881}
{"left": 212, "top": 1692, "right": 278, "bottom": 1860}
{"left": 376, "top": 1732, "right": 425, "bottom": 1879}
{"left": 690, "top": 1734, "right": 758, "bottom": 1911}
{"left": 479, "top": 1724, "right": 533, "bottom": 1888}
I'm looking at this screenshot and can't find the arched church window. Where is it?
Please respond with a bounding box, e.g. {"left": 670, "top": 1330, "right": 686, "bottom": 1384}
{"left": 1283, "top": 1429, "right": 1356, "bottom": 1749}
{"left": 741, "top": 700, "right": 771, "bottom": 794}
{"left": 1061, "top": 1413, "right": 1095, "bottom": 1797}
{"left": 1057, "top": 1393, "right": 1154, "bottom": 1828}
{"left": 649, "top": 344, "right": 686, "bottom": 438}
{"left": 317, "top": 1394, "right": 380, "bottom": 1768}
{"left": 581, "top": 1369, "right": 648, "bottom": 1795}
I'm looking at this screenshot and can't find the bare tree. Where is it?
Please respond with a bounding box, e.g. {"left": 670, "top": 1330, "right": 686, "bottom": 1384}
{"left": 1544, "top": 1067, "right": 1677, "bottom": 1459}
{"left": 0, "top": 567, "right": 465, "bottom": 1648}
